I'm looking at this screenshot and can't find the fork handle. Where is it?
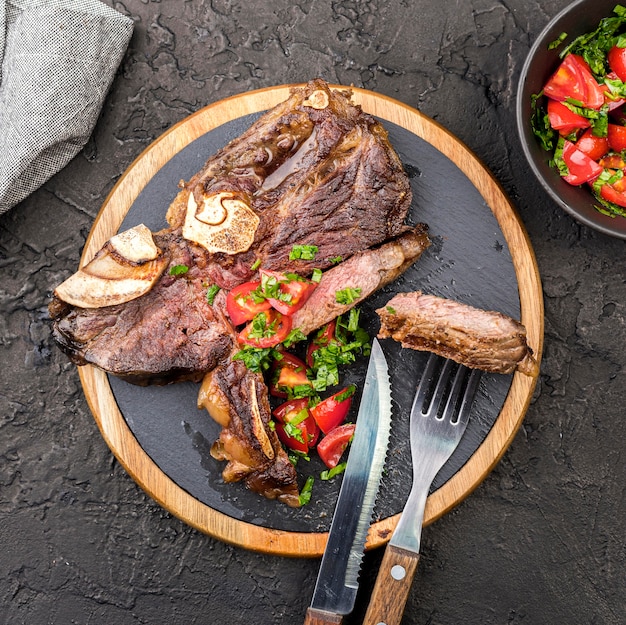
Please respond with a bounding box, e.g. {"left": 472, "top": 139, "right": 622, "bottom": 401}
{"left": 362, "top": 544, "right": 420, "bottom": 625}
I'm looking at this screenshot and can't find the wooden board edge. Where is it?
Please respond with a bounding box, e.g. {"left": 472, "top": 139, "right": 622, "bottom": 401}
{"left": 77, "top": 83, "right": 545, "bottom": 557}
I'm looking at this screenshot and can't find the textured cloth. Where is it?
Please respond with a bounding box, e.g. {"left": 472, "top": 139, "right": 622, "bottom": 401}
{"left": 0, "top": 0, "right": 133, "bottom": 214}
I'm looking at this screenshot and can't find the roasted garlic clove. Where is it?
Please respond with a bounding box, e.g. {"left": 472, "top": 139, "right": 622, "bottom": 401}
{"left": 54, "top": 224, "right": 168, "bottom": 308}
{"left": 182, "top": 191, "right": 260, "bottom": 254}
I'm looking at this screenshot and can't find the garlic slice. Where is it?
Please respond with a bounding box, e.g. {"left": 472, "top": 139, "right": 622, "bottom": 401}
{"left": 302, "top": 89, "right": 329, "bottom": 110}
{"left": 54, "top": 224, "right": 168, "bottom": 308}
{"left": 182, "top": 191, "right": 259, "bottom": 254}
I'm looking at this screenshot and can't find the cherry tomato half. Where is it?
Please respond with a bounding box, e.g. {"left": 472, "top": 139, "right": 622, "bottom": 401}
{"left": 600, "top": 181, "right": 626, "bottom": 208}
{"left": 317, "top": 423, "right": 356, "bottom": 469}
{"left": 310, "top": 385, "right": 355, "bottom": 434}
{"left": 608, "top": 124, "right": 626, "bottom": 152}
{"left": 543, "top": 54, "right": 605, "bottom": 109}
{"left": 238, "top": 309, "right": 292, "bottom": 348}
{"left": 269, "top": 352, "right": 312, "bottom": 398}
{"left": 259, "top": 269, "right": 317, "bottom": 316}
{"left": 575, "top": 128, "right": 609, "bottom": 161}
{"left": 272, "top": 398, "right": 319, "bottom": 452}
{"left": 226, "top": 281, "right": 271, "bottom": 326}
{"left": 608, "top": 46, "right": 626, "bottom": 82}
{"left": 561, "top": 140, "right": 603, "bottom": 186}
{"left": 547, "top": 99, "right": 590, "bottom": 135}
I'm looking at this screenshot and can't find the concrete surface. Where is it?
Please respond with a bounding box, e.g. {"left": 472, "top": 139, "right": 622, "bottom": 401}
{"left": 1, "top": 1, "right": 624, "bottom": 624}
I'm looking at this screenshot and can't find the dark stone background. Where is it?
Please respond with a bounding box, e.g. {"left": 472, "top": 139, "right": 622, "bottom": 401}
{"left": 1, "top": 1, "right": 624, "bottom": 623}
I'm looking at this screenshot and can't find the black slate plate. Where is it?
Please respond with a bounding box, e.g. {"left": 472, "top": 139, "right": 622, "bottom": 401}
{"left": 108, "top": 112, "right": 519, "bottom": 534}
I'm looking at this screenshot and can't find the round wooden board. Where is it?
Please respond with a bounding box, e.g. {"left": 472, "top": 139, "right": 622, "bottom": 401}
{"left": 77, "top": 84, "right": 543, "bottom": 557}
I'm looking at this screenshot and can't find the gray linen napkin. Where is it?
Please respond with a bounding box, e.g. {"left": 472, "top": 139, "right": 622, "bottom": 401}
{"left": 0, "top": 0, "right": 133, "bottom": 214}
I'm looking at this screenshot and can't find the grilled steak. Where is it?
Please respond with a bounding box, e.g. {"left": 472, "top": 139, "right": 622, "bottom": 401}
{"left": 49, "top": 230, "right": 235, "bottom": 385}
{"left": 198, "top": 357, "right": 301, "bottom": 507}
{"left": 49, "top": 79, "right": 425, "bottom": 505}
{"left": 166, "top": 78, "right": 412, "bottom": 289}
{"left": 49, "top": 79, "right": 414, "bottom": 385}
{"left": 376, "top": 291, "right": 538, "bottom": 376}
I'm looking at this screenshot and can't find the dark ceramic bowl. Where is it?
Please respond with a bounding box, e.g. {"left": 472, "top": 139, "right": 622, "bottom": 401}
{"left": 517, "top": 0, "right": 626, "bottom": 239}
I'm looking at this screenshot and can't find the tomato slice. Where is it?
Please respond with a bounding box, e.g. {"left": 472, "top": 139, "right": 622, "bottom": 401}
{"left": 306, "top": 320, "right": 338, "bottom": 367}
{"left": 547, "top": 99, "right": 590, "bottom": 135}
{"left": 259, "top": 269, "right": 317, "bottom": 316}
{"left": 608, "top": 46, "right": 626, "bottom": 82}
{"left": 575, "top": 128, "right": 609, "bottom": 161}
{"left": 600, "top": 182, "right": 626, "bottom": 208}
{"left": 226, "top": 281, "right": 271, "bottom": 326}
{"left": 238, "top": 309, "right": 292, "bottom": 348}
{"left": 543, "top": 54, "right": 605, "bottom": 109}
{"left": 561, "top": 140, "right": 603, "bottom": 185}
{"left": 317, "top": 423, "right": 356, "bottom": 469}
{"left": 310, "top": 385, "right": 355, "bottom": 434}
{"left": 598, "top": 153, "right": 626, "bottom": 170}
{"left": 269, "top": 352, "right": 312, "bottom": 398}
{"left": 608, "top": 124, "right": 626, "bottom": 152}
{"left": 272, "top": 398, "right": 319, "bottom": 452}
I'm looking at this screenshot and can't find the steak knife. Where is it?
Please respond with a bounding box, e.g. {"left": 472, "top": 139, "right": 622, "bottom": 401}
{"left": 304, "top": 338, "right": 392, "bottom": 625}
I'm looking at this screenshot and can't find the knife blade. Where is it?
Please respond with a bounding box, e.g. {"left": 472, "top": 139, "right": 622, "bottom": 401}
{"left": 304, "top": 338, "right": 392, "bottom": 625}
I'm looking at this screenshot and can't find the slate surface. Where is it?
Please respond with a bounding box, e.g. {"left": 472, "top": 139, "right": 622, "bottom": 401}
{"left": 1, "top": 1, "right": 624, "bottom": 624}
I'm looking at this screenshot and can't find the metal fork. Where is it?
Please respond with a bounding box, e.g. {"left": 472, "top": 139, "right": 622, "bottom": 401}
{"left": 363, "top": 353, "right": 482, "bottom": 625}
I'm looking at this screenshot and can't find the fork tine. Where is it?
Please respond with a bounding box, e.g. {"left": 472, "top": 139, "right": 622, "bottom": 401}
{"left": 455, "top": 367, "right": 482, "bottom": 427}
{"left": 410, "top": 353, "right": 443, "bottom": 414}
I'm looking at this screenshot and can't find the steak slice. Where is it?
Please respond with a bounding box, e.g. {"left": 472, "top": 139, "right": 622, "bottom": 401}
{"left": 291, "top": 225, "right": 431, "bottom": 335}
{"left": 198, "top": 357, "right": 300, "bottom": 507}
{"left": 376, "top": 292, "right": 538, "bottom": 376}
{"left": 49, "top": 230, "right": 234, "bottom": 385}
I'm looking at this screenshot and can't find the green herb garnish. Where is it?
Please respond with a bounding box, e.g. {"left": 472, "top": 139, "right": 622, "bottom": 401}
{"left": 335, "top": 287, "right": 362, "bottom": 305}
{"left": 169, "top": 264, "right": 189, "bottom": 276}
{"left": 289, "top": 244, "right": 319, "bottom": 260}
{"left": 320, "top": 462, "right": 347, "bottom": 480}
{"left": 206, "top": 284, "right": 220, "bottom": 305}
{"left": 299, "top": 476, "right": 314, "bottom": 505}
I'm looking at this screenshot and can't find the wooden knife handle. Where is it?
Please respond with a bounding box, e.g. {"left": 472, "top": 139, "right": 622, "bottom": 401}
{"left": 304, "top": 607, "right": 343, "bottom": 625}
{"left": 362, "top": 544, "right": 421, "bottom": 625}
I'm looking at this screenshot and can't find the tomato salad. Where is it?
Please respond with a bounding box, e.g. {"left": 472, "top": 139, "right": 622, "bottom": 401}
{"left": 531, "top": 4, "right": 626, "bottom": 217}
{"left": 225, "top": 249, "right": 371, "bottom": 502}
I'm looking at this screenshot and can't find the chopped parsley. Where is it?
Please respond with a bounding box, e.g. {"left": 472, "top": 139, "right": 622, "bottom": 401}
{"left": 335, "top": 287, "right": 362, "bottom": 305}
{"left": 385, "top": 306, "right": 396, "bottom": 314}
{"left": 289, "top": 244, "right": 318, "bottom": 260}
{"left": 231, "top": 346, "right": 277, "bottom": 373}
{"left": 321, "top": 462, "right": 347, "bottom": 480}
{"left": 328, "top": 255, "right": 343, "bottom": 265}
{"left": 299, "top": 476, "right": 314, "bottom": 505}
{"left": 206, "top": 284, "right": 220, "bottom": 305}
{"left": 308, "top": 309, "right": 370, "bottom": 392}
{"left": 250, "top": 258, "right": 261, "bottom": 271}
{"left": 169, "top": 264, "right": 189, "bottom": 276}
{"left": 334, "top": 385, "right": 356, "bottom": 403}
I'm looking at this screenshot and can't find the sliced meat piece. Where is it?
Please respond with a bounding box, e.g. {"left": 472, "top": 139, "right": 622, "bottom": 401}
{"left": 376, "top": 291, "right": 538, "bottom": 376}
{"left": 166, "top": 78, "right": 413, "bottom": 289}
{"left": 49, "top": 231, "right": 234, "bottom": 385}
{"left": 291, "top": 225, "right": 431, "bottom": 336}
{"left": 198, "top": 356, "right": 300, "bottom": 507}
